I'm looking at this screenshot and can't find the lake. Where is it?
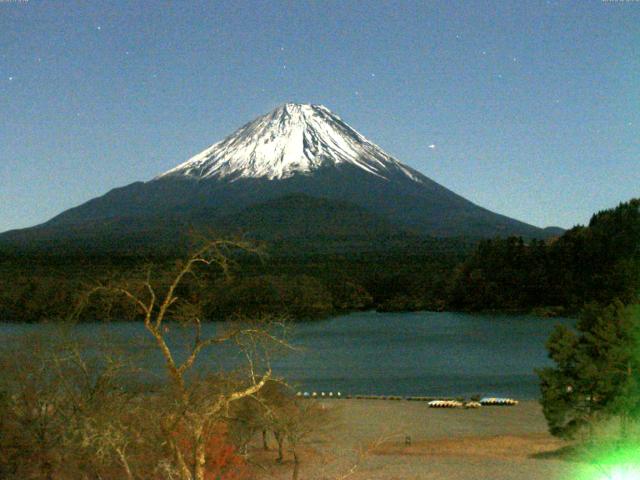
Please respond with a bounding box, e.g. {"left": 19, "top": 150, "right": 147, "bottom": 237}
{"left": 0, "top": 311, "right": 574, "bottom": 400}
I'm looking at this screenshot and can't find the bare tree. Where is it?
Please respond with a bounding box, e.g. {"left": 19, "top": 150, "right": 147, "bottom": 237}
{"left": 82, "top": 238, "right": 291, "bottom": 480}
{"left": 283, "top": 400, "right": 331, "bottom": 480}
{"left": 247, "top": 382, "right": 332, "bottom": 480}
{"left": 0, "top": 330, "right": 141, "bottom": 479}
{"left": 250, "top": 380, "right": 294, "bottom": 463}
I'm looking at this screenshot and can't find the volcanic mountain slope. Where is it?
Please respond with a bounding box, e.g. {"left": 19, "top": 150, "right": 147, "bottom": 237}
{"left": 0, "top": 103, "right": 558, "bottom": 253}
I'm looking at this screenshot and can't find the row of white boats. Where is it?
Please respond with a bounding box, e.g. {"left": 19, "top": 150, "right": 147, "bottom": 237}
{"left": 296, "top": 391, "right": 518, "bottom": 407}
{"left": 427, "top": 398, "right": 519, "bottom": 408}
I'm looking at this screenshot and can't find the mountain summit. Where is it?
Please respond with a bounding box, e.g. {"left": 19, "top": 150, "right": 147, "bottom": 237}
{"left": 159, "top": 103, "right": 421, "bottom": 183}
{"left": 0, "top": 103, "right": 560, "bottom": 253}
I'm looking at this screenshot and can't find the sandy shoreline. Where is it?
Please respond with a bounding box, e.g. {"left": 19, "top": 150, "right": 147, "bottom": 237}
{"left": 253, "top": 399, "right": 598, "bottom": 480}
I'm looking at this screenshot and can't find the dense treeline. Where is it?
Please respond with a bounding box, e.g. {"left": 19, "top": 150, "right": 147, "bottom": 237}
{"left": 450, "top": 198, "right": 640, "bottom": 313}
{"left": 1, "top": 198, "right": 638, "bottom": 322}
{"left": 0, "top": 249, "right": 463, "bottom": 322}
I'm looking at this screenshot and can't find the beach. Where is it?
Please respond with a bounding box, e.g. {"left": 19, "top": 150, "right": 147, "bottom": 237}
{"left": 254, "top": 399, "right": 595, "bottom": 480}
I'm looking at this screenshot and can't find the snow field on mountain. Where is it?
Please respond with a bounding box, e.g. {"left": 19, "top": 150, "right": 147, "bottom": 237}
{"left": 159, "top": 103, "right": 423, "bottom": 183}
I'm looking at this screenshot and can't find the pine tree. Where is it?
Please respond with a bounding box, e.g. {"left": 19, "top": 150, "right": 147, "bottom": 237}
{"left": 538, "top": 301, "right": 640, "bottom": 439}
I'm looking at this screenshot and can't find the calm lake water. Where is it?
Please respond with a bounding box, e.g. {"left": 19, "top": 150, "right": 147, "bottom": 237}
{"left": 0, "top": 311, "right": 574, "bottom": 400}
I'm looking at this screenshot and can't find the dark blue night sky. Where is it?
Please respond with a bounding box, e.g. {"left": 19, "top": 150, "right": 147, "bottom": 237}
{"left": 1, "top": 0, "right": 638, "bottom": 231}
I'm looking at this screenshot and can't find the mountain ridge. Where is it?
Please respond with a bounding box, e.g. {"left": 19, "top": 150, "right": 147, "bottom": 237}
{"left": 0, "top": 103, "right": 562, "bottom": 253}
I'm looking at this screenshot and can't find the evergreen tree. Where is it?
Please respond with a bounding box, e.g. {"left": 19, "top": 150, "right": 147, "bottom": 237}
{"left": 538, "top": 301, "right": 640, "bottom": 439}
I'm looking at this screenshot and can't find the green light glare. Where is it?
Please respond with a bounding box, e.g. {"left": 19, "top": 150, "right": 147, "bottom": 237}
{"left": 574, "top": 443, "right": 640, "bottom": 480}
{"left": 607, "top": 465, "right": 640, "bottom": 480}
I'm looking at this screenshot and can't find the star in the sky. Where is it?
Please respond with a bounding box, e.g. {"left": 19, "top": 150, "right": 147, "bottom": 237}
{"left": 428, "top": 144, "right": 436, "bottom": 149}
{"left": 8, "top": 76, "right": 14, "bottom": 81}
{"left": 96, "top": 26, "right": 102, "bottom": 31}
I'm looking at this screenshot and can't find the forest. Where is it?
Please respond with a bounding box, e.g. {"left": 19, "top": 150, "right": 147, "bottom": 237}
{"left": 0, "top": 198, "right": 638, "bottom": 323}
{"left": 449, "top": 198, "right": 640, "bottom": 313}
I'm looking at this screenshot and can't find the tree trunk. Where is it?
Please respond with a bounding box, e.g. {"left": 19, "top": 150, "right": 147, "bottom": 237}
{"left": 162, "top": 419, "right": 192, "bottom": 480}
{"left": 275, "top": 432, "right": 284, "bottom": 463}
{"left": 621, "top": 361, "right": 632, "bottom": 441}
{"left": 41, "top": 460, "right": 53, "bottom": 480}
{"left": 262, "top": 429, "right": 269, "bottom": 450}
{"left": 621, "top": 412, "right": 629, "bottom": 441}
{"left": 116, "top": 447, "right": 134, "bottom": 480}
{"left": 292, "top": 447, "right": 300, "bottom": 480}
{"left": 194, "top": 432, "right": 207, "bottom": 480}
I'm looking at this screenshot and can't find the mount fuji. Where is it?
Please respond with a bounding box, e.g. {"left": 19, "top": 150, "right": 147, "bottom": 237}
{"left": 0, "top": 104, "right": 560, "bottom": 253}
{"left": 159, "top": 103, "right": 423, "bottom": 183}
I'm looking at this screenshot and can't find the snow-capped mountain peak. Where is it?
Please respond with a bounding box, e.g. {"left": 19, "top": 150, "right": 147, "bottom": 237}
{"left": 159, "top": 103, "right": 422, "bottom": 182}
